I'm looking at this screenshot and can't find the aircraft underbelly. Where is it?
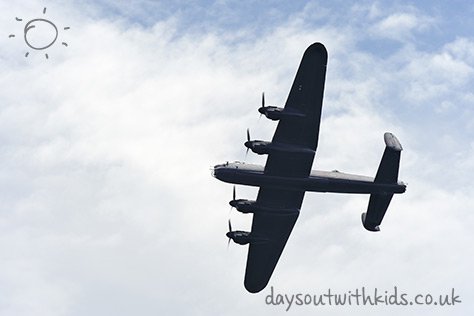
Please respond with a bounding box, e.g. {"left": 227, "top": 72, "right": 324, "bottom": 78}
{"left": 214, "top": 168, "right": 405, "bottom": 194}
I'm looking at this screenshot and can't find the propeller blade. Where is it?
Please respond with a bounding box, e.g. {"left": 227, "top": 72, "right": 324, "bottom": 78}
{"left": 227, "top": 219, "right": 233, "bottom": 248}
{"left": 226, "top": 218, "right": 232, "bottom": 249}
{"left": 258, "top": 93, "right": 265, "bottom": 120}
{"left": 245, "top": 129, "right": 251, "bottom": 158}
{"left": 229, "top": 186, "right": 236, "bottom": 214}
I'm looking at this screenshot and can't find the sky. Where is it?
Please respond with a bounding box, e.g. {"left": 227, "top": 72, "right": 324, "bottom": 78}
{"left": 0, "top": 0, "right": 473, "bottom": 315}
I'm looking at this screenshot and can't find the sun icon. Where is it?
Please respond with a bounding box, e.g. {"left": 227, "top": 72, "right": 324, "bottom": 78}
{"left": 9, "top": 7, "right": 69, "bottom": 59}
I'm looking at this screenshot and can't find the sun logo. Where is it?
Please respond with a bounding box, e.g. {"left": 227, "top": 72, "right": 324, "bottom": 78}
{"left": 8, "top": 7, "right": 70, "bottom": 59}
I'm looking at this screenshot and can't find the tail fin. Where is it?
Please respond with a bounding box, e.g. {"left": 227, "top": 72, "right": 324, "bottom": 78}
{"left": 361, "top": 133, "right": 402, "bottom": 232}
{"left": 374, "top": 133, "right": 402, "bottom": 183}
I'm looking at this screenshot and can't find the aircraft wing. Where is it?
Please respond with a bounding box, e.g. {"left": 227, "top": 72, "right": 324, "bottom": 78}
{"left": 244, "top": 43, "right": 328, "bottom": 293}
{"left": 265, "top": 42, "right": 327, "bottom": 177}
{"left": 244, "top": 188, "right": 303, "bottom": 293}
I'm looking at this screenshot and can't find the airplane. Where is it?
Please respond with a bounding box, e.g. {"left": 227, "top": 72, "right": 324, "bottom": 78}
{"left": 212, "top": 42, "right": 406, "bottom": 293}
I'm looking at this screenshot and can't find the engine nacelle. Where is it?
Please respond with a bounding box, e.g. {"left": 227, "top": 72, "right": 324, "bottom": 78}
{"left": 244, "top": 140, "right": 315, "bottom": 156}
{"left": 226, "top": 231, "right": 268, "bottom": 245}
{"left": 229, "top": 199, "right": 257, "bottom": 213}
{"left": 226, "top": 231, "right": 251, "bottom": 245}
{"left": 230, "top": 199, "right": 300, "bottom": 215}
{"left": 244, "top": 140, "right": 272, "bottom": 155}
{"left": 258, "top": 106, "right": 306, "bottom": 121}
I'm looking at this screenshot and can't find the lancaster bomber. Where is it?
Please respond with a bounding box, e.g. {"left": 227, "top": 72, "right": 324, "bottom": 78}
{"left": 212, "top": 42, "right": 406, "bottom": 293}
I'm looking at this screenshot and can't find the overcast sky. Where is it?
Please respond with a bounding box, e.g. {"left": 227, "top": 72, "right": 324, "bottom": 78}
{"left": 1, "top": 1, "right": 473, "bottom": 315}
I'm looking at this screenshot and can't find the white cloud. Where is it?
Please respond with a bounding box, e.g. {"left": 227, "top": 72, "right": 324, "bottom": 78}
{"left": 399, "top": 48, "right": 473, "bottom": 102}
{"left": 370, "top": 11, "right": 436, "bottom": 42}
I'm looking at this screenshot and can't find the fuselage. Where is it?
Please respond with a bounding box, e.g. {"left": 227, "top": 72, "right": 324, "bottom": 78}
{"left": 213, "top": 162, "right": 406, "bottom": 194}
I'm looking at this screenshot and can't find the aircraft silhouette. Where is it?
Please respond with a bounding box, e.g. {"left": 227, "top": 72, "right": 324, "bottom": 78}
{"left": 212, "top": 42, "right": 406, "bottom": 293}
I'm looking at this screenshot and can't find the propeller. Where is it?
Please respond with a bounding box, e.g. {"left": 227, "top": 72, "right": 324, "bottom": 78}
{"left": 259, "top": 92, "right": 265, "bottom": 119}
{"left": 227, "top": 219, "right": 233, "bottom": 247}
{"left": 229, "top": 185, "right": 236, "bottom": 214}
{"left": 245, "top": 128, "right": 251, "bottom": 156}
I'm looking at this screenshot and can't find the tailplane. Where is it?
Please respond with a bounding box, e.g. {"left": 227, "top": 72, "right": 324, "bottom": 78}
{"left": 361, "top": 133, "right": 403, "bottom": 232}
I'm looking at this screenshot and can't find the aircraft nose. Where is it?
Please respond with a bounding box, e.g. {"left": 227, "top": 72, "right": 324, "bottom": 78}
{"left": 211, "top": 165, "right": 219, "bottom": 177}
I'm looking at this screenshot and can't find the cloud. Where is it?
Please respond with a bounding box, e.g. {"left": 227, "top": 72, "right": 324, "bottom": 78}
{"left": 0, "top": 1, "right": 473, "bottom": 315}
{"left": 370, "top": 11, "right": 436, "bottom": 42}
